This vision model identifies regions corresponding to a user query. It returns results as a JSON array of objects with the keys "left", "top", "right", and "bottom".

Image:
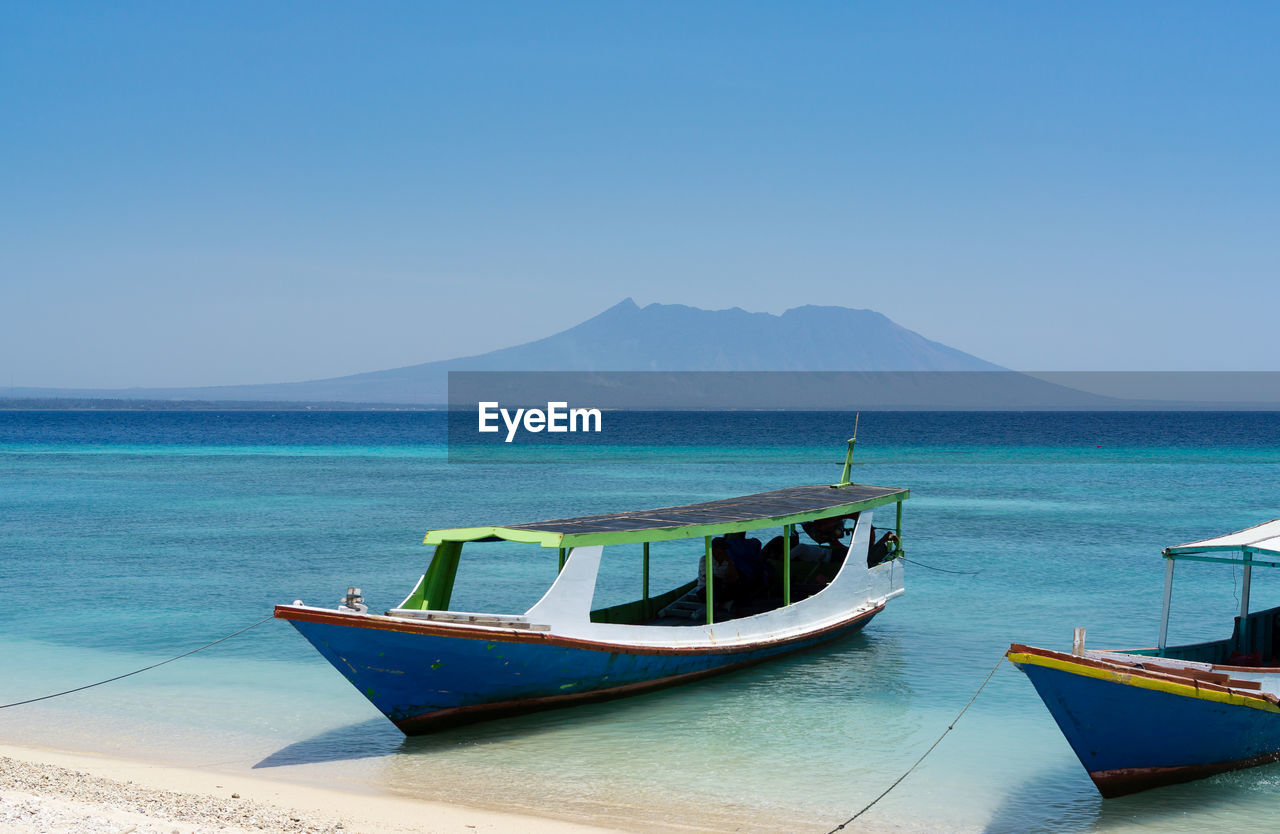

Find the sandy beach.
[{"left": 0, "top": 744, "right": 635, "bottom": 834}]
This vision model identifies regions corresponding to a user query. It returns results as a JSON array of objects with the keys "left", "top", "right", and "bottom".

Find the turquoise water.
[{"left": 3, "top": 411, "right": 1280, "bottom": 832}]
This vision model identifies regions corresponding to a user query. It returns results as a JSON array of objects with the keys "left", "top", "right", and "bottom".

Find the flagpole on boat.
[{"left": 839, "top": 412, "right": 860, "bottom": 486}]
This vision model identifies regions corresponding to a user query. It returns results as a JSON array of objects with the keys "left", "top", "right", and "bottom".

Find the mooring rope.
[
  {"left": 824, "top": 653, "right": 1006, "bottom": 833},
  {"left": 903, "top": 557, "right": 981, "bottom": 576},
  {"left": 0, "top": 615, "right": 274, "bottom": 710}
]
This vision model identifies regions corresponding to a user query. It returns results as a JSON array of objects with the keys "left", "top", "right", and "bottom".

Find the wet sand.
[{"left": 0, "top": 743, "right": 633, "bottom": 834}]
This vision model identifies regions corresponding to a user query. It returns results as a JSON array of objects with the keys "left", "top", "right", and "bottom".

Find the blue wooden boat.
[
  {"left": 276, "top": 456, "right": 909, "bottom": 734},
  {"left": 1010, "top": 519, "right": 1280, "bottom": 796}
]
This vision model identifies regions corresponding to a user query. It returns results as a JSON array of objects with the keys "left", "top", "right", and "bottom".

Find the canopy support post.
[
  {"left": 1241, "top": 550, "right": 1254, "bottom": 650},
  {"left": 896, "top": 500, "right": 903, "bottom": 556},
  {"left": 1242, "top": 551, "right": 1253, "bottom": 618},
  {"left": 783, "top": 523, "right": 792, "bottom": 606},
  {"left": 422, "top": 542, "right": 463, "bottom": 611},
  {"left": 642, "top": 541, "right": 650, "bottom": 620},
  {"left": 705, "top": 536, "right": 714, "bottom": 625},
  {"left": 1158, "top": 556, "right": 1175, "bottom": 656}
]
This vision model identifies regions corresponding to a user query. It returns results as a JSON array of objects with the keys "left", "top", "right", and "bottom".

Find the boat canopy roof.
[
  {"left": 1166, "top": 519, "right": 1280, "bottom": 561},
  {"left": 423, "top": 482, "right": 909, "bottom": 548}
]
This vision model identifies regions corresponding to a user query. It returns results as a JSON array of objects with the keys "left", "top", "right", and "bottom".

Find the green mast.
[{"left": 837, "top": 412, "right": 859, "bottom": 486}]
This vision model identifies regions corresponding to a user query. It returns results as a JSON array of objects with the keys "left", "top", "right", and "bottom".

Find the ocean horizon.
[{"left": 4, "top": 409, "right": 1280, "bottom": 832}]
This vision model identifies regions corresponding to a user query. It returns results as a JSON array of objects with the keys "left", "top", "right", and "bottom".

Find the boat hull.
[
  {"left": 278, "top": 605, "right": 880, "bottom": 733},
  {"left": 1009, "top": 645, "right": 1280, "bottom": 797}
]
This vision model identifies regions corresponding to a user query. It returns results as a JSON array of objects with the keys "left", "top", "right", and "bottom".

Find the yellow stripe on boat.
[{"left": 1006, "top": 650, "right": 1280, "bottom": 714}]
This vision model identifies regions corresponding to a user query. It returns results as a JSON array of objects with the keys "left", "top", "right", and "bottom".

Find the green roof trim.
[
  {"left": 1165, "top": 544, "right": 1280, "bottom": 558},
  {"left": 423, "top": 483, "right": 909, "bottom": 548},
  {"left": 1161, "top": 552, "right": 1280, "bottom": 569}
]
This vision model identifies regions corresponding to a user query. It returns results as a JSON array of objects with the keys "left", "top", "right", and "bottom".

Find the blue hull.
[
  {"left": 281, "top": 607, "right": 878, "bottom": 733},
  {"left": 1011, "top": 646, "right": 1280, "bottom": 796}
]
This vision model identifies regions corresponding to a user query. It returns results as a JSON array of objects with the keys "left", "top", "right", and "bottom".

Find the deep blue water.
[
  {"left": 9, "top": 408, "right": 1280, "bottom": 449},
  {"left": 3, "top": 410, "right": 1280, "bottom": 832}
]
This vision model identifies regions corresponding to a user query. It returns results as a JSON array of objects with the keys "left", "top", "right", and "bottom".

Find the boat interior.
[
  {"left": 1146, "top": 603, "right": 1280, "bottom": 668},
  {"left": 399, "top": 478, "right": 911, "bottom": 629},
  {"left": 590, "top": 520, "right": 898, "bottom": 627},
  {"left": 400, "top": 481, "right": 909, "bottom": 630},
  {"left": 390, "top": 513, "right": 902, "bottom": 630}
]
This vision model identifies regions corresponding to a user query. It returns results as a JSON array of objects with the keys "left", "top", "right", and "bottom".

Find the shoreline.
[{"left": 0, "top": 742, "right": 635, "bottom": 834}]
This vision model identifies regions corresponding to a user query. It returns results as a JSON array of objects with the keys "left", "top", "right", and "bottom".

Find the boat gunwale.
[
  {"left": 1089, "top": 648, "right": 1280, "bottom": 676},
  {"left": 1007, "top": 643, "right": 1280, "bottom": 712},
  {"left": 276, "top": 601, "right": 887, "bottom": 656}
]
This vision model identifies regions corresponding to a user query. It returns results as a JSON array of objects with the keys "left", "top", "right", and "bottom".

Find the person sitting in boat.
[
  {"left": 838, "top": 512, "right": 900, "bottom": 567},
  {"left": 761, "top": 529, "right": 794, "bottom": 560},
  {"left": 762, "top": 524, "right": 856, "bottom": 562},
  {"left": 696, "top": 536, "right": 769, "bottom": 613},
  {"left": 867, "top": 527, "right": 900, "bottom": 567},
  {"left": 788, "top": 516, "right": 848, "bottom": 569},
  {"left": 696, "top": 537, "right": 739, "bottom": 601},
  {"left": 800, "top": 513, "right": 900, "bottom": 568},
  {"left": 725, "top": 535, "right": 770, "bottom": 603}
]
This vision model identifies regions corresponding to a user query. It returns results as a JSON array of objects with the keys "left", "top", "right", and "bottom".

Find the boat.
[
  {"left": 1009, "top": 519, "right": 1280, "bottom": 797},
  {"left": 275, "top": 450, "right": 909, "bottom": 734}
]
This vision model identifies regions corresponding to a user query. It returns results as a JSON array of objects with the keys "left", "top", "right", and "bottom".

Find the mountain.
[
  {"left": 2, "top": 300, "right": 1010, "bottom": 405},
  {"left": 302, "top": 299, "right": 1007, "bottom": 403},
  {"left": 385, "top": 299, "right": 1003, "bottom": 373}
]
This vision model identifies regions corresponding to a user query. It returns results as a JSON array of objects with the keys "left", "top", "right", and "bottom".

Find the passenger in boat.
[
  {"left": 791, "top": 516, "right": 850, "bottom": 573},
  {"left": 762, "top": 518, "right": 852, "bottom": 561},
  {"left": 800, "top": 513, "right": 900, "bottom": 568},
  {"left": 696, "top": 536, "right": 771, "bottom": 614},
  {"left": 761, "top": 529, "right": 797, "bottom": 561},
  {"left": 696, "top": 537, "right": 739, "bottom": 598},
  {"left": 756, "top": 516, "right": 899, "bottom": 603},
  {"left": 756, "top": 528, "right": 813, "bottom": 601},
  {"left": 867, "top": 528, "right": 900, "bottom": 567},
  {"left": 840, "top": 512, "right": 900, "bottom": 567},
  {"left": 725, "top": 536, "right": 770, "bottom": 603}
]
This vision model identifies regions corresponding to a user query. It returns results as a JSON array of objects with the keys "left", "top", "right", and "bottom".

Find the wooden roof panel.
[{"left": 423, "top": 483, "right": 908, "bottom": 546}]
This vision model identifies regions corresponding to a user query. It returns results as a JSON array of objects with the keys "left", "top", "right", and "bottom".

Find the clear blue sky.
[{"left": 4, "top": 2, "right": 1278, "bottom": 387}]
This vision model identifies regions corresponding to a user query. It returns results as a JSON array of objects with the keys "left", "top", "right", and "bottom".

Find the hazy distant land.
[{"left": 5, "top": 300, "right": 1279, "bottom": 410}]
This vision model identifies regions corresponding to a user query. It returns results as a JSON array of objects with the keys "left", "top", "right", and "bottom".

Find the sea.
[{"left": 3, "top": 410, "right": 1280, "bottom": 833}]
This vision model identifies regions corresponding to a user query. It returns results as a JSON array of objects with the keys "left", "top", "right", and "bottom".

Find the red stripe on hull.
[
  {"left": 276, "top": 603, "right": 885, "bottom": 657},
  {"left": 1092, "top": 750, "right": 1280, "bottom": 797},
  {"left": 393, "top": 612, "right": 878, "bottom": 734}
]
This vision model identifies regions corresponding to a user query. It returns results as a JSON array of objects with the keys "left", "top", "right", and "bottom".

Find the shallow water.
[{"left": 3, "top": 410, "right": 1280, "bottom": 831}]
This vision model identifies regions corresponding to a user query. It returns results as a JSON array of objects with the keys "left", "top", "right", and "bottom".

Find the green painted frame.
[
  {"left": 408, "top": 485, "right": 909, "bottom": 618},
  {"left": 422, "top": 489, "right": 909, "bottom": 548},
  {"left": 1162, "top": 553, "right": 1280, "bottom": 569}
]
